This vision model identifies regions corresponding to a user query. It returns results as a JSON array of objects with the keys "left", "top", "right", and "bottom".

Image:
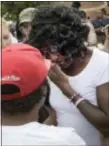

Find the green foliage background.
[{"left": 1, "top": 1, "right": 53, "bottom": 21}]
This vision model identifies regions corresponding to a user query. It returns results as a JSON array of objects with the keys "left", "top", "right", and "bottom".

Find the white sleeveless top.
[{"left": 49, "top": 48, "right": 109, "bottom": 146}]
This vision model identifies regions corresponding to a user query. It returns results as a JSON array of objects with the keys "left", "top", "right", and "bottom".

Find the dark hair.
[
  {"left": 1, "top": 79, "right": 50, "bottom": 115},
  {"left": 26, "top": 5, "right": 89, "bottom": 60},
  {"left": 79, "top": 10, "right": 87, "bottom": 19},
  {"left": 72, "top": 2, "right": 81, "bottom": 9},
  {"left": 101, "top": 8, "right": 107, "bottom": 15},
  {"left": 95, "top": 30, "right": 105, "bottom": 44},
  {"left": 16, "top": 21, "right": 23, "bottom": 42},
  {"left": 8, "top": 22, "right": 16, "bottom": 37}
]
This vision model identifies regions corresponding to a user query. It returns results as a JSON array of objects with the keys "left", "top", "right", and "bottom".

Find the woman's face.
[
  {"left": 41, "top": 44, "right": 73, "bottom": 69},
  {"left": 49, "top": 52, "right": 73, "bottom": 69},
  {"left": 1, "top": 26, "right": 12, "bottom": 49}
]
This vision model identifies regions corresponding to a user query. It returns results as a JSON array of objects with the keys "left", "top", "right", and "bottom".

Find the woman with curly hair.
[{"left": 26, "top": 6, "right": 109, "bottom": 146}]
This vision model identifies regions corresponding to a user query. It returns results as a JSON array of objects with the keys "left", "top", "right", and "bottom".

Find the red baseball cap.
[{"left": 2, "top": 44, "right": 51, "bottom": 100}]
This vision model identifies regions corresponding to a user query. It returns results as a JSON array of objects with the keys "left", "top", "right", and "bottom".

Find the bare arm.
[
  {"left": 55, "top": 82, "right": 109, "bottom": 136},
  {"left": 76, "top": 83, "right": 109, "bottom": 136},
  {"left": 49, "top": 65, "right": 109, "bottom": 136}
]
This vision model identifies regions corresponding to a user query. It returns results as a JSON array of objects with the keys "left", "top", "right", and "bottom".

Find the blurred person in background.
[
  {"left": 7, "top": 21, "right": 18, "bottom": 44},
  {"left": 27, "top": 5, "right": 109, "bottom": 146},
  {"left": 16, "top": 8, "right": 35, "bottom": 42},
  {"left": 96, "top": 24, "right": 109, "bottom": 53},
  {"left": 1, "top": 18, "right": 12, "bottom": 49},
  {"left": 103, "top": 24, "right": 109, "bottom": 52},
  {"left": 101, "top": 8, "right": 109, "bottom": 19},
  {"left": 7, "top": 21, "right": 16, "bottom": 37},
  {"left": 79, "top": 9, "right": 109, "bottom": 53},
  {"left": 96, "top": 29, "right": 106, "bottom": 50},
  {"left": 91, "top": 8, "right": 109, "bottom": 29},
  {"left": 2, "top": 43, "right": 86, "bottom": 146},
  {"left": 1, "top": 18, "right": 18, "bottom": 49},
  {"left": 72, "top": 2, "right": 81, "bottom": 10}
]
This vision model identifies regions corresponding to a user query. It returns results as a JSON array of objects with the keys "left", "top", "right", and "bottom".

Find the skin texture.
[{"left": 49, "top": 63, "right": 109, "bottom": 145}]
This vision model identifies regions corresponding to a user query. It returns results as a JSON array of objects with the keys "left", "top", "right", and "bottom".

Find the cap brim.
[
  {"left": 19, "top": 19, "right": 31, "bottom": 25},
  {"left": 44, "top": 59, "right": 51, "bottom": 71}
]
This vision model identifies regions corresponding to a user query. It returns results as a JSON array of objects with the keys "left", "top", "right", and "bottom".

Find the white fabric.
[
  {"left": 49, "top": 48, "right": 109, "bottom": 146},
  {"left": 97, "top": 43, "right": 105, "bottom": 50},
  {"left": 10, "top": 33, "right": 18, "bottom": 43},
  {"left": 2, "top": 122, "right": 86, "bottom": 146}
]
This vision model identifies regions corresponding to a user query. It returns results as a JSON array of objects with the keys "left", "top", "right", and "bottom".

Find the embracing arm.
[
  {"left": 49, "top": 64, "right": 109, "bottom": 136},
  {"left": 59, "top": 82, "right": 109, "bottom": 136},
  {"left": 76, "top": 83, "right": 109, "bottom": 136}
]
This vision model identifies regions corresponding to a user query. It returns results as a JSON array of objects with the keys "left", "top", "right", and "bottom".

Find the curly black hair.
[
  {"left": 72, "top": 2, "right": 81, "bottom": 9},
  {"left": 16, "top": 20, "right": 23, "bottom": 42},
  {"left": 26, "top": 5, "right": 89, "bottom": 59}
]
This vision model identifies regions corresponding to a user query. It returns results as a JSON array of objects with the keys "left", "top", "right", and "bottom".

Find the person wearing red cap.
[{"left": 1, "top": 44, "right": 86, "bottom": 146}]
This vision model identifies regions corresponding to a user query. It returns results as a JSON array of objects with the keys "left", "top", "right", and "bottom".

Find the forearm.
[
  {"left": 61, "top": 84, "right": 109, "bottom": 135},
  {"left": 77, "top": 100, "right": 109, "bottom": 135}
]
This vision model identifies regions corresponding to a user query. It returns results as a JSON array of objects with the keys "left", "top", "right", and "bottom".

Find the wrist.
[
  {"left": 70, "top": 93, "right": 82, "bottom": 103},
  {"left": 59, "top": 83, "right": 83, "bottom": 104},
  {"left": 70, "top": 94, "right": 86, "bottom": 107}
]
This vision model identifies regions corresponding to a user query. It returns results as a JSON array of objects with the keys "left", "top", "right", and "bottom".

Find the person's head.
[
  {"left": 27, "top": 5, "right": 89, "bottom": 69},
  {"left": 18, "top": 8, "right": 35, "bottom": 41},
  {"left": 1, "top": 44, "right": 51, "bottom": 117},
  {"left": 95, "top": 29, "right": 105, "bottom": 44},
  {"left": 101, "top": 8, "right": 107, "bottom": 16},
  {"left": 96, "top": 9, "right": 106, "bottom": 19},
  {"left": 72, "top": 2, "right": 81, "bottom": 10},
  {"left": 1, "top": 18, "right": 12, "bottom": 49},
  {"left": 79, "top": 10, "right": 87, "bottom": 23}
]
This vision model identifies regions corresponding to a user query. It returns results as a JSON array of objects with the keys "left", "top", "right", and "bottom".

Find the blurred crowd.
[
  {"left": 1, "top": 3, "right": 109, "bottom": 52},
  {"left": 1, "top": 2, "right": 109, "bottom": 146}
]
